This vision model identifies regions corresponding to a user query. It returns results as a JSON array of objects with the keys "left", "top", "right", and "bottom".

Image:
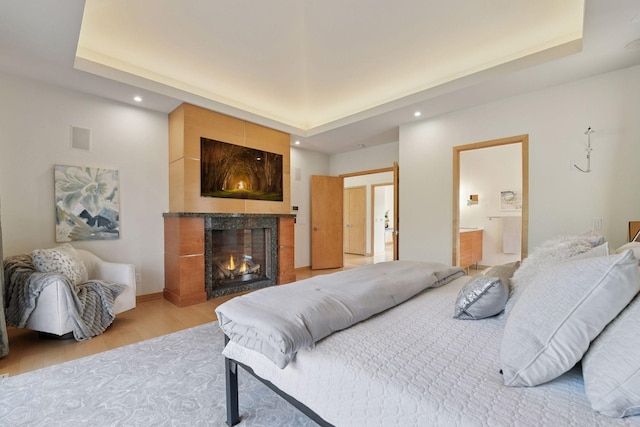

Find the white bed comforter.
[
  {"left": 223, "top": 276, "right": 640, "bottom": 427},
  {"left": 217, "top": 261, "right": 464, "bottom": 368}
]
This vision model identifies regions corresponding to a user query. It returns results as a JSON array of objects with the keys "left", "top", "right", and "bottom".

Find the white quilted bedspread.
[{"left": 224, "top": 276, "right": 640, "bottom": 427}]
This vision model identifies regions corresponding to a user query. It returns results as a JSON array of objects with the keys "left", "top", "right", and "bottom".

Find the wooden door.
[
  {"left": 311, "top": 175, "right": 344, "bottom": 269},
  {"left": 343, "top": 186, "right": 366, "bottom": 255}
]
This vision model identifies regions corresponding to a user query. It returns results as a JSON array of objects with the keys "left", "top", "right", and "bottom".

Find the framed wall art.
[
  {"left": 55, "top": 164, "right": 120, "bottom": 242},
  {"left": 200, "top": 137, "right": 283, "bottom": 201},
  {"left": 499, "top": 190, "right": 522, "bottom": 211}
]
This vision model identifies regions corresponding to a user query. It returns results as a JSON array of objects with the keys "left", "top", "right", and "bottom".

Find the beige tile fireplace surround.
[{"left": 164, "top": 103, "right": 295, "bottom": 307}]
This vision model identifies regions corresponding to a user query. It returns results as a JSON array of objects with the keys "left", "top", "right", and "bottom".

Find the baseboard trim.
[{"left": 136, "top": 292, "right": 163, "bottom": 303}]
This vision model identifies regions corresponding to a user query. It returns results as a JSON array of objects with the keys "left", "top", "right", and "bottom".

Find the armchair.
[{"left": 24, "top": 249, "right": 136, "bottom": 337}]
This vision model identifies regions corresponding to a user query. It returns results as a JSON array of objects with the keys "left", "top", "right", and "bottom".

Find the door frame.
[
  {"left": 340, "top": 165, "right": 398, "bottom": 260},
  {"left": 452, "top": 135, "right": 529, "bottom": 266},
  {"left": 371, "top": 182, "right": 394, "bottom": 257}
]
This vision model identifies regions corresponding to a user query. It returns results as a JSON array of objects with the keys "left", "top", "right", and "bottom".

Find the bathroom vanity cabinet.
[{"left": 459, "top": 229, "right": 483, "bottom": 269}]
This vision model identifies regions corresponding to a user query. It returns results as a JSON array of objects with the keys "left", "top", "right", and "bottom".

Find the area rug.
[{"left": 0, "top": 322, "right": 319, "bottom": 426}]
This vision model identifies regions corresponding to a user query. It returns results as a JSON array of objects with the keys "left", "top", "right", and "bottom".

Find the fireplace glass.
[{"left": 211, "top": 228, "right": 269, "bottom": 289}]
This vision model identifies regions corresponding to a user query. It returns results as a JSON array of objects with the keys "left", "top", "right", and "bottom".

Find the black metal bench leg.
[{"left": 225, "top": 357, "right": 241, "bottom": 426}]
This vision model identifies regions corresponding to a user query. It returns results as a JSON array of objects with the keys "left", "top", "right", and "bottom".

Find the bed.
[{"left": 218, "top": 234, "right": 640, "bottom": 426}]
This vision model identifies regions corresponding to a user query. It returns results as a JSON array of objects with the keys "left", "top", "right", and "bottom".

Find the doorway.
[
  {"left": 310, "top": 164, "right": 398, "bottom": 270},
  {"left": 372, "top": 183, "right": 394, "bottom": 260},
  {"left": 341, "top": 166, "right": 398, "bottom": 263},
  {"left": 452, "top": 135, "right": 529, "bottom": 268}
]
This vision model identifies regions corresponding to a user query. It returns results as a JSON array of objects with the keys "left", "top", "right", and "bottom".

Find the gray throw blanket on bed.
[
  {"left": 3, "top": 254, "right": 125, "bottom": 340},
  {"left": 217, "top": 260, "right": 465, "bottom": 368}
]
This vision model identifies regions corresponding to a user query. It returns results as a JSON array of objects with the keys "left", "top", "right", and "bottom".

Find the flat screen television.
[{"left": 200, "top": 137, "right": 283, "bottom": 201}]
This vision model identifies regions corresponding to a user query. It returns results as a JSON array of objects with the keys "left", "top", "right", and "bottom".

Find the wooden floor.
[{"left": 0, "top": 251, "right": 392, "bottom": 378}]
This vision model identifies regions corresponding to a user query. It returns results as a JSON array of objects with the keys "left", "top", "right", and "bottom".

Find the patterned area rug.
[{"left": 0, "top": 322, "right": 319, "bottom": 426}]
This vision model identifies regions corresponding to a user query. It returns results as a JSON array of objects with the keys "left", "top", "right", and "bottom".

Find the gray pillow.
[
  {"left": 453, "top": 276, "right": 509, "bottom": 320},
  {"left": 500, "top": 250, "right": 639, "bottom": 387},
  {"left": 481, "top": 261, "right": 520, "bottom": 285},
  {"left": 583, "top": 287, "right": 640, "bottom": 418}
]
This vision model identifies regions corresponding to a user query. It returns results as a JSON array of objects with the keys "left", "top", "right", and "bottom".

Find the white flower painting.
[{"left": 55, "top": 165, "right": 120, "bottom": 242}]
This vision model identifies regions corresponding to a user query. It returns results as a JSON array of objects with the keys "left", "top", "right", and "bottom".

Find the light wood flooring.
[{"left": 0, "top": 251, "right": 392, "bottom": 378}]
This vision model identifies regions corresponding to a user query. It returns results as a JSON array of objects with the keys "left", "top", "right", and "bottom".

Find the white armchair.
[{"left": 26, "top": 249, "right": 136, "bottom": 337}]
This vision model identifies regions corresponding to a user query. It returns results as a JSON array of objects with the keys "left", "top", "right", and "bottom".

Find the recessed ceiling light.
[
  {"left": 625, "top": 38, "right": 640, "bottom": 50},
  {"left": 133, "top": 96, "right": 142, "bottom": 102},
  {"left": 294, "top": 140, "right": 300, "bottom": 145},
  {"left": 414, "top": 111, "right": 421, "bottom": 117}
]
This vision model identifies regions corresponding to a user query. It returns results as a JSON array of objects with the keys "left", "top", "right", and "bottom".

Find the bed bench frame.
[{"left": 224, "top": 337, "right": 334, "bottom": 427}]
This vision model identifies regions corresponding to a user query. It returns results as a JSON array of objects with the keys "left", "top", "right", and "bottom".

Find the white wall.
[
  {"left": 290, "top": 142, "right": 399, "bottom": 268},
  {"left": 0, "top": 72, "right": 168, "bottom": 295},
  {"left": 330, "top": 141, "right": 399, "bottom": 175},
  {"left": 460, "top": 144, "right": 521, "bottom": 265},
  {"left": 399, "top": 65, "right": 640, "bottom": 264},
  {"left": 12, "top": 65, "right": 636, "bottom": 284},
  {"left": 0, "top": 69, "right": 394, "bottom": 283},
  {"left": 290, "top": 147, "right": 330, "bottom": 267}
]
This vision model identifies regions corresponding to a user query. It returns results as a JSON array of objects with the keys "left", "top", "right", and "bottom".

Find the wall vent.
[{"left": 70, "top": 126, "right": 91, "bottom": 151}]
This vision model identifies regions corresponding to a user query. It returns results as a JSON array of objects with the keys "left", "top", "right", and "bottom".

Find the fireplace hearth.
[{"left": 163, "top": 212, "right": 295, "bottom": 306}]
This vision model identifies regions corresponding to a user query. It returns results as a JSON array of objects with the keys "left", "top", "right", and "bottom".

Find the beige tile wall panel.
[
  {"left": 183, "top": 103, "right": 245, "bottom": 158},
  {"left": 278, "top": 217, "right": 296, "bottom": 284},
  {"left": 168, "top": 105, "right": 185, "bottom": 163},
  {"left": 163, "top": 253, "right": 206, "bottom": 307},
  {"left": 163, "top": 216, "right": 204, "bottom": 256},
  {"left": 168, "top": 103, "right": 291, "bottom": 214},
  {"left": 168, "top": 159, "right": 186, "bottom": 212}
]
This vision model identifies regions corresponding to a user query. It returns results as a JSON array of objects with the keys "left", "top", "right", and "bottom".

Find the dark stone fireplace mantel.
[
  {"left": 163, "top": 212, "right": 295, "bottom": 220},
  {"left": 163, "top": 212, "right": 296, "bottom": 307}
]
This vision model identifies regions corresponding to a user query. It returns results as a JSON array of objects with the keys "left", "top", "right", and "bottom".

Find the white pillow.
[
  {"left": 500, "top": 250, "right": 639, "bottom": 387},
  {"left": 583, "top": 280, "right": 640, "bottom": 417},
  {"left": 616, "top": 242, "right": 640, "bottom": 265},
  {"left": 505, "top": 237, "right": 606, "bottom": 315},
  {"left": 31, "top": 243, "right": 88, "bottom": 285}
]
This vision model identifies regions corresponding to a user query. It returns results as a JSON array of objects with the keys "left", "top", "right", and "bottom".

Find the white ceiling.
[{"left": 1, "top": 1, "right": 640, "bottom": 154}]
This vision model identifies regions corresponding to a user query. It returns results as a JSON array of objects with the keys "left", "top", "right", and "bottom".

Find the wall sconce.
[{"left": 467, "top": 194, "right": 479, "bottom": 206}]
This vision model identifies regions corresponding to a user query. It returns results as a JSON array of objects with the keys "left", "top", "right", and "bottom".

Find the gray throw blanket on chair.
[{"left": 3, "top": 254, "right": 125, "bottom": 340}]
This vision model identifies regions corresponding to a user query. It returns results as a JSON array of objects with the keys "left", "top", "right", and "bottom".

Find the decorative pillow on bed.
[
  {"left": 500, "top": 250, "right": 639, "bottom": 387},
  {"left": 481, "top": 261, "right": 520, "bottom": 282},
  {"left": 453, "top": 276, "right": 509, "bottom": 320},
  {"left": 504, "top": 235, "right": 606, "bottom": 315},
  {"left": 583, "top": 285, "right": 640, "bottom": 418},
  {"left": 32, "top": 243, "right": 88, "bottom": 285},
  {"left": 616, "top": 242, "right": 640, "bottom": 265}
]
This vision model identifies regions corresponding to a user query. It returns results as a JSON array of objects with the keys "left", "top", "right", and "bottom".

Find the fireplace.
[
  {"left": 211, "top": 230, "right": 264, "bottom": 285},
  {"left": 204, "top": 215, "right": 278, "bottom": 298},
  {"left": 163, "top": 213, "right": 295, "bottom": 307}
]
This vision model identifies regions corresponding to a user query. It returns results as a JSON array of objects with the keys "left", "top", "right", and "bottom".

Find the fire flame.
[
  {"left": 228, "top": 255, "right": 235, "bottom": 270},
  {"left": 239, "top": 262, "right": 248, "bottom": 274}
]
